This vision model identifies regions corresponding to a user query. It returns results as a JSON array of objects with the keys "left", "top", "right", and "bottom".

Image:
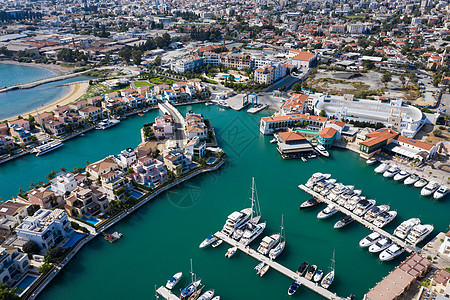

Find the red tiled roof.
[{"left": 319, "top": 127, "right": 337, "bottom": 139}]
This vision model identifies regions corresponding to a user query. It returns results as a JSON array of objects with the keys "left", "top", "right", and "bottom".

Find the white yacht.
[
  {"left": 166, "top": 272, "right": 183, "bottom": 289},
  {"left": 379, "top": 244, "right": 404, "bottom": 261},
  {"left": 321, "top": 183, "right": 335, "bottom": 197},
  {"left": 353, "top": 199, "right": 376, "bottom": 216},
  {"left": 373, "top": 211, "right": 397, "bottom": 228},
  {"left": 369, "top": 237, "right": 393, "bottom": 253},
  {"left": 328, "top": 184, "right": 347, "bottom": 201},
  {"left": 363, "top": 205, "right": 389, "bottom": 223},
  {"left": 404, "top": 174, "right": 420, "bottom": 185},
  {"left": 405, "top": 224, "right": 434, "bottom": 244},
  {"left": 393, "top": 170, "right": 410, "bottom": 181},
  {"left": 421, "top": 181, "right": 440, "bottom": 196},
  {"left": 434, "top": 186, "right": 449, "bottom": 200},
  {"left": 198, "top": 290, "right": 215, "bottom": 300},
  {"left": 321, "top": 251, "right": 335, "bottom": 289},
  {"left": 359, "top": 232, "right": 381, "bottom": 247},
  {"left": 240, "top": 222, "right": 266, "bottom": 246},
  {"left": 221, "top": 208, "right": 252, "bottom": 236},
  {"left": 344, "top": 195, "right": 364, "bottom": 211},
  {"left": 414, "top": 178, "right": 428, "bottom": 188},
  {"left": 383, "top": 166, "right": 399, "bottom": 178},
  {"left": 374, "top": 163, "right": 390, "bottom": 174},
  {"left": 269, "top": 241, "right": 285, "bottom": 260},
  {"left": 313, "top": 269, "right": 324, "bottom": 282},
  {"left": 199, "top": 235, "right": 217, "bottom": 248},
  {"left": 317, "top": 204, "right": 338, "bottom": 219},
  {"left": 366, "top": 157, "right": 377, "bottom": 165},
  {"left": 96, "top": 118, "right": 120, "bottom": 130},
  {"left": 315, "top": 145, "right": 330, "bottom": 157},
  {"left": 34, "top": 140, "right": 64, "bottom": 156},
  {"left": 305, "top": 173, "right": 331, "bottom": 188},
  {"left": 257, "top": 233, "right": 280, "bottom": 255},
  {"left": 225, "top": 246, "right": 237, "bottom": 258},
  {"left": 394, "top": 218, "right": 421, "bottom": 239},
  {"left": 336, "top": 188, "right": 360, "bottom": 206}
]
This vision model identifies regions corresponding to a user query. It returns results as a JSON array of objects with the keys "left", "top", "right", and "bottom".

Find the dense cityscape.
[{"left": 0, "top": 0, "right": 449, "bottom": 299}]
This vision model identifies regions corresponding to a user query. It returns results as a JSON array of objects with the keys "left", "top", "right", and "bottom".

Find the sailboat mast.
[
  {"left": 250, "top": 177, "right": 255, "bottom": 219},
  {"left": 190, "top": 258, "right": 194, "bottom": 283}
]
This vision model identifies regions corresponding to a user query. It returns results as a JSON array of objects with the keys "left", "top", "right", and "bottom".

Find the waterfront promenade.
[{"left": 298, "top": 184, "right": 419, "bottom": 253}]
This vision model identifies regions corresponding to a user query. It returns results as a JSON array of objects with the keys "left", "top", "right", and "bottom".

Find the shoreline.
[
  {"left": 0, "top": 60, "right": 72, "bottom": 76},
  {"left": 1, "top": 81, "right": 90, "bottom": 122}
]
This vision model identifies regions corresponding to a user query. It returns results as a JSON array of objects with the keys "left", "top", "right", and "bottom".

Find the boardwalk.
[
  {"left": 297, "top": 184, "right": 418, "bottom": 253},
  {"left": 156, "top": 286, "right": 181, "bottom": 300},
  {"left": 214, "top": 231, "right": 347, "bottom": 300}
]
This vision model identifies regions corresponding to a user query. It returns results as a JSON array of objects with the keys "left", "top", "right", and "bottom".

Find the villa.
[
  {"left": 64, "top": 185, "right": 107, "bottom": 217},
  {"left": 100, "top": 171, "right": 127, "bottom": 201},
  {"left": 50, "top": 172, "right": 78, "bottom": 197},
  {"left": 185, "top": 112, "right": 208, "bottom": 140},
  {"left": 26, "top": 187, "right": 61, "bottom": 209},
  {"left": 0, "top": 246, "right": 29, "bottom": 286},
  {"left": 130, "top": 156, "right": 167, "bottom": 187},
  {"left": 152, "top": 115, "right": 174, "bottom": 140},
  {"left": 86, "top": 158, "right": 119, "bottom": 179},
  {"left": 0, "top": 201, "right": 28, "bottom": 230},
  {"left": 164, "top": 149, "right": 188, "bottom": 176}
]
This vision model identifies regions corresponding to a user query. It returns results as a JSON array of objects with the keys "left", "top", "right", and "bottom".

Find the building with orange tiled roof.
[
  {"left": 260, "top": 114, "right": 327, "bottom": 135},
  {"left": 276, "top": 131, "right": 314, "bottom": 159}
]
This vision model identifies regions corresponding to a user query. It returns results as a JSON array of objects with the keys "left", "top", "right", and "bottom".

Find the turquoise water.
[
  {"left": 0, "top": 105, "right": 448, "bottom": 299},
  {"left": 0, "top": 63, "right": 55, "bottom": 88},
  {"left": 0, "top": 76, "right": 91, "bottom": 120}
]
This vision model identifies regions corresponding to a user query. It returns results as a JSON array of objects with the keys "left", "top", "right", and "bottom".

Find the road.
[{"left": 158, "top": 101, "right": 187, "bottom": 147}]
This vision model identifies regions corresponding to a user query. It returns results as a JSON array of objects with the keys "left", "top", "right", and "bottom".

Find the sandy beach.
[{"left": 1, "top": 81, "right": 90, "bottom": 122}]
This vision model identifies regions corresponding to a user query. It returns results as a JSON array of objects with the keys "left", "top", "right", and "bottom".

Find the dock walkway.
[
  {"left": 156, "top": 286, "right": 181, "bottom": 300},
  {"left": 214, "top": 231, "right": 346, "bottom": 300},
  {"left": 297, "top": 184, "right": 418, "bottom": 253}
]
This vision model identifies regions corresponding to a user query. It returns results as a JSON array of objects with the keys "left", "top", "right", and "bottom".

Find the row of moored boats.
[{"left": 165, "top": 268, "right": 220, "bottom": 300}]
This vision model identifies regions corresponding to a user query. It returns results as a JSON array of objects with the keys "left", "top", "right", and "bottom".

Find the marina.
[{"left": 298, "top": 184, "right": 419, "bottom": 253}]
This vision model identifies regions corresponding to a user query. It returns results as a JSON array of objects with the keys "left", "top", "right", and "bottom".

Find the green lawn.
[
  {"left": 149, "top": 77, "right": 177, "bottom": 85},
  {"left": 134, "top": 80, "right": 151, "bottom": 87}
]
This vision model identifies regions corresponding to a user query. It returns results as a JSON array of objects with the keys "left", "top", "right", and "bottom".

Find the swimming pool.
[
  {"left": 220, "top": 74, "right": 240, "bottom": 81},
  {"left": 81, "top": 215, "right": 100, "bottom": 226},
  {"left": 206, "top": 157, "right": 217, "bottom": 165},
  {"left": 295, "top": 129, "right": 319, "bottom": 135},
  {"left": 14, "top": 274, "right": 39, "bottom": 295},
  {"left": 63, "top": 232, "right": 87, "bottom": 248},
  {"left": 129, "top": 189, "right": 144, "bottom": 199}
]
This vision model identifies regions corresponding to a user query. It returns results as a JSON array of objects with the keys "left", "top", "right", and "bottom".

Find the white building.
[
  {"left": 115, "top": 148, "right": 137, "bottom": 170},
  {"left": 0, "top": 246, "right": 29, "bottom": 285},
  {"left": 203, "top": 52, "right": 221, "bottom": 66},
  {"left": 16, "top": 209, "right": 73, "bottom": 250},
  {"left": 152, "top": 115, "right": 174, "bottom": 140},
  {"left": 50, "top": 172, "right": 78, "bottom": 196},
  {"left": 184, "top": 136, "right": 206, "bottom": 160}
]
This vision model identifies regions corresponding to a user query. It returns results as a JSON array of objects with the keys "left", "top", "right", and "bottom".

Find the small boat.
[
  {"left": 189, "top": 288, "right": 203, "bottom": 300},
  {"left": 297, "top": 261, "right": 309, "bottom": 276},
  {"left": 405, "top": 224, "right": 434, "bottom": 244},
  {"left": 383, "top": 166, "right": 399, "bottom": 178},
  {"left": 225, "top": 246, "right": 237, "bottom": 258},
  {"left": 270, "top": 138, "right": 277, "bottom": 143},
  {"left": 181, "top": 279, "right": 202, "bottom": 299},
  {"left": 315, "top": 145, "right": 330, "bottom": 157},
  {"left": 414, "top": 178, "right": 428, "bottom": 188},
  {"left": 269, "top": 241, "right": 285, "bottom": 260},
  {"left": 334, "top": 215, "right": 354, "bottom": 229},
  {"left": 102, "top": 231, "right": 122, "bottom": 243},
  {"left": 321, "top": 270, "right": 334, "bottom": 289},
  {"left": 393, "top": 170, "right": 410, "bottom": 181},
  {"left": 301, "top": 157, "right": 307, "bottom": 162},
  {"left": 374, "top": 163, "right": 390, "bottom": 174},
  {"left": 373, "top": 211, "right": 397, "bottom": 228},
  {"left": 199, "top": 235, "right": 217, "bottom": 248},
  {"left": 288, "top": 281, "right": 301, "bottom": 296},
  {"left": 317, "top": 204, "right": 338, "bottom": 219},
  {"left": 421, "top": 181, "right": 440, "bottom": 196},
  {"left": 305, "top": 264, "right": 317, "bottom": 280},
  {"left": 138, "top": 113, "right": 145, "bottom": 116},
  {"left": 313, "top": 269, "right": 324, "bottom": 282},
  {"left": 255, "top": 262, "right": 265, "bottom": 272},
  {"left": 394, "top": 218, "right": 421, "bottom": 239},
  {"left": 353, "top": 199, "right": 376, "bottom": 216},
  {"left": 211, "top": 240, "right": 223, "bottom": 248},
  {"left": 142, "top": 108, "right": 150, "bottom": 113},
  {"left": 258, "top": 264, "right": 270, "bottom": 277},
  {"left": 300, "top": 198, "right": 322, "bottom": 210},
  {"left": 166, "top": 272, "right": 183, "bottom": 289},
  {"left": 379, "top": 244, "right": 404, "bottom": 261},
  {"left": 434, "top": 186, "right": 449, "bottom": 200},
  {"left": 359, "top": 232, "right": 381, "bottom": 247},
  {"left": 211, "top": 297, "right": 220, "bottom": 300},
  {"left": 369, "top": 237, "right": 392, "bottom": 253},
  {"left": 205, "top": 102, "right": 214, "bottom": 106},
  {"left": 198, "top": 289, "right": 214, "bottom": 300},
  {"left": 366, "top": 157, "right": 377, "bottom": 165},
  {"left": 404, "top": 174, "right": 420, "bottom": 185}
]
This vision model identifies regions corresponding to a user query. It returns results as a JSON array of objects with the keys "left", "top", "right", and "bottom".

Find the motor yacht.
[
  {"left": 300, "top": 198, "right": 322, "bottom": 210},
  {"left": 321, "top": 270, "right": 334, "bottom": 289},
  {"left": 366, "top": 157, "right": 378, "bottom": 165},
  {"left": 297, "top": 262, "right": 309, "bottom": 276},
  {"left": 434, "top": 186, "right": 449, "bottom": 200},
  {"left": 315, "top": 145, "right": 330, "bottom": 157},
  {"left": 166, "top": 272, "right": 182, "bottom": 289},
  {"left": 240, "top": 222, "right": 266, "bottom": 246},
  {"left": 257, "top": 234, "right": 280, "bottom": 255},
  {"left": 344, "top": 195, "right": 364, "bottom": 211},
  {"left": 353, "top": 199, "right": 376, "bottom": 216},
  {"left": 383, "top": 166, "right": 399, "bottom": 178},
  {"left": 334, "top": 216, "right": 354, "bottom": 229},
  {"left": 421, "top": 181, "right": 440, "bottom": 196},
  {"left": 328, "top": 184, "right": 347, "bottom": 201},
  {"left": 394, "top": 218, "right": 421, "bottom": 239},
  {"left": 359, "top": 232, "right": 381, "bottom": 247},
  {"left": 34, "top": 140, "right": 64, "bottom": 156},
  {"left": 336, "top": 188, "right": 360, "bottom": 206},
  {"left": 414, "top": 178, "right": 428, "bottom": 188},
  {"left": 313, "top": 269, "right": 324, "bottom": 282},
  {"left": 258, "top": 265, "right": 270, "bottom": 277},
  {"left": 405, "top": 224, "right": 434, "bottom": 244},
  {"left": 180, "top": 280, "right": 202, "bottom": 299},
  {"left": 305, "top": 173, "right": 331, "bottom": 188},
  {"left": 404, "top": 174, "right": 420, "bottom": 185},
  {"left": 288, "top": 282, "right": 301, "bottom": 296},
  {"left": 369, "top": 237, "right": 393, "bottom": 253},
  {"left": 269, "top": 241, "right": 285, "bottom": 260},
  {"left": 374, "top": 163, "right": 390, "bottom": 174},
  {"left": 305, "top": 265, "right": 317, "bottom": 281},
  {"left": 364, "top": 205, "right": 390, "bottom": 223},
  {"left": 221, "top": 208, "right": 252, "bottom": 236},
  {"left": 393, "top": 170, "right": 410, "bottom": 181},
  {"left": 379, "top": 244, "right": 404, "bottom": 261},
  {"left": 96, "top": 118, "right": 120, "bottom": 130},
  {"left": 317, "top": 204, "right": 338, "bottom": 219},
  {"left": 225, "top": 246, "right": 237, "bottom": 258},
  {"left": 373, "top": 211, "right": 397, "bottom": 228},
  {"left": 198, "top": 290, "right": 215, "bottom": 300},
  {"left": 199, "top": 235, "right": 217, "bottom": 248}
]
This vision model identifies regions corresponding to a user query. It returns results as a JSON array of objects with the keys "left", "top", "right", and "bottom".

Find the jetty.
[
  {"left": 298, "top": 184, "right": 418, "bottom": 253},
  {"left": 214, "top": 231, "right": 348, "bottom": 300},
  {"left": 156, "top": 286, "right": 181, "bottom": 300}
]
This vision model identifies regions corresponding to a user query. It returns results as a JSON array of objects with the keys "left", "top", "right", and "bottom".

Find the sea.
[{"left": 0, "top": 103, "right": 447, "bottom": 299}]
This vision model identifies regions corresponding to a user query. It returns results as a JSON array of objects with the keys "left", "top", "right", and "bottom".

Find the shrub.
[
  {"left": 38, "top": 263, "right": 52, "bottom": 275},
  {"left": 70, "top": 221, "right": 80, "bottom": 230},
  {"left": 22, "top": 241, "right": 41, "bottom": 254}
]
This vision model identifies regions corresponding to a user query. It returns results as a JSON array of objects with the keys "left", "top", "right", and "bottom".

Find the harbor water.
[
  {"left": 0, "top": 63, "right": 56, "bottom": 88},
  {"left": 0, "top": 105, "right": 448, "bottom": 299}
]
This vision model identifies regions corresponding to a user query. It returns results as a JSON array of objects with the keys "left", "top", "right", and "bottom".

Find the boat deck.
[
  {"left": 156, "top": 286, "right": 181, "bottom": 300},
  {"left": 297, "top": 184, "right": 418, "bottom": 253},
  {"left": 214, "top": 231, "right": 347, "bottom": 300}
]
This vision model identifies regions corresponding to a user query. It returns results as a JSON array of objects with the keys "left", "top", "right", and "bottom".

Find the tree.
[
  {"left": 433, "top": 73, "right": 442, "bottom": 87},
  {"left": 319, "top": 110, "right": 326, "bottom": 117},
  {"left": 399, "top": 75, "right": 406, "bottom": 88},
  {"left": 132, "top": 50, "right": 142, "bottom": 65},
  {"left": 292, "top": 82, "right": 302, "bottom": 92},
  {"left": 118, "top": 47, "right": 132, "bottom": 64},
  {"left": 38, "top": 263, "right": 52, "bottom": 275},
  {"left": 23, "top": 240, "right": 40, "bottom": 254},
  {"left": 0, "top": 284, "right": 20, "bottom": 300},
  {"left": 381, "top": 73, "right": 392, "bottom": 87},
  {"left": 154, "top": 56, "right": 162, "bottom": 66},
  {"left": 433, "top": 129, "right": 442, "bottom": 137}
]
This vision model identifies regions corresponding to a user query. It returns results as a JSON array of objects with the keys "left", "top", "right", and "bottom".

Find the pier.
[
  {"left": 214, "top": 231, "right": 347, "bottom": 300},
  {"left": 297, "top": 184, "right": 419, "bottom": 253},
  {"left": 156, "top": 286, "right": 181, "bottom": 300}
]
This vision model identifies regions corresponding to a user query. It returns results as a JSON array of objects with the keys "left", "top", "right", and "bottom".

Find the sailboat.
[
  {"left": 180, "top": 259, "right": 202, "bottom": 299},
  {"left": 33, "top": 109, "right": 63, "bottom": 156},
  {"left": 269, "top": 215, "right": 285, "bottom": 260},
  {"left": 240, "top": 178, "right": 265, "bottom": 246},
  {"left": 321, "top": 251, "right": 335, "bottom": 289}
]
